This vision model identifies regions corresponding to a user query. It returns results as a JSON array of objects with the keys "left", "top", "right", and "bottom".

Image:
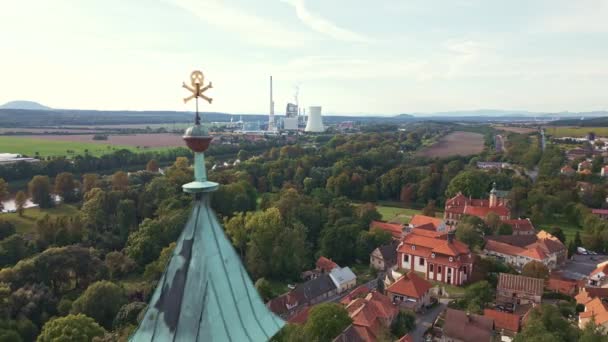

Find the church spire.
[{"left": 130, "top": 70, "right": 284, "bottom": 341}]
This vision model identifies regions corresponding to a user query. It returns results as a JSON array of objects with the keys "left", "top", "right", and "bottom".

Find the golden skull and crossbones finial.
[{"left": 182, "top": 70, "right": 213, "bottom": 104}]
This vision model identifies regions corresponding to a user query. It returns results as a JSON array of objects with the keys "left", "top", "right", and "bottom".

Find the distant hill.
[
  {"left": 548, "top": 116, "right": 608, "bottom": 127},
  {"left": 0, "top": 100, "right": 52, "bottom": 110}
]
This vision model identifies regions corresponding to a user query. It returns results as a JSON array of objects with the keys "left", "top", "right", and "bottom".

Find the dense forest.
[{"left": 1, "top": 123, "right": 608, "bottom": 340}]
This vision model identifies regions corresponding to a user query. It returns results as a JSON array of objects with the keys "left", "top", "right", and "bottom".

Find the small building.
[
  {"left": 329, "top": 267, "right": 357, "bottom": 294},
  {"left": 496, "top": 273, "right": 543, "bottom": 305},
  {"left": 397, "top": 229, "right": 474, "bottom": 286},
  {"left": 591, "top": 209, "right": 608, "bottom": 221},
  {"left": 579, "top": 169, "right": 593, "bottom": 176},
  {"left": 369, "top": 220, "right": 405, "bottom": 240},
  {"left": 444, "top": 184, "right": 510, "bottom": 228},
  {"left": 334, "top": 291, "right": 399, "bottom": 342},
  {"left": 477, "top": 161, "right": 510, "bottom": 170},
  {"left": 560, "top": 165, "right": 575, "bottom": 176},
  {"left": 579, "top": 297, "right": 608, "bottom": 330},
  {"left": 386, "top": 271, "right": 432, "bottom": 311},
  {"left": 502, "top": 218, "right": 535, "bottom": 236},
  {"left": 442, "top": 308, "right": 495, "bottom": 342},
  {"left": 547, "top": 273, "right": 579, "bottom": 296},
  {"left": 370, "top": 241, "right": 398, "bottom": 271},
  {"left": 575, "top": 287, "right": 608, "bottom": 306},
  {"left": 302, "top": 256, "right": 339, "bottom": 280},
  {"left": 267, "top": 273, "right": 338, "bottom": 319},
  {"left": 602, "top": 166, "right": 608, "bottom": 177},
  {"left": 588, "top": 262, "right": 608, "bottom": 287},
  {"left": 483, "top": 231, "right": 567, "bottom": 270},
  {"left": 483, "top": 309, "right": 520, "bottom": 338},
  {"left": 409, "top": 214, "right": 447, "bottom": 232},
  {"left": 578, "top": 160, "right": 593, "bottom": 172}
]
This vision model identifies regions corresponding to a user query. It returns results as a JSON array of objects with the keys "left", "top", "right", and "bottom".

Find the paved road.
[{"left": 410, "top": 300, "right": 447, "bottom": 342}]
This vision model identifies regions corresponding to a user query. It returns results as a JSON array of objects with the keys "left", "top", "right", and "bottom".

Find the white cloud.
[
  {"left": 167, "top": 0, "right": 313, "bottom": 48},
  {"left": 538, "top": 1, "right": 608, "bottom": 33},
  {"left": 279, "top": 0, "right": 372, "bottom": 43}
]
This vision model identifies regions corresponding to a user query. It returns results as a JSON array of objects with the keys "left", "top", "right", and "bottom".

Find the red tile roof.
[
  {"left": 386, "top": 271, "right": 432, "bottom": 299},
  {"left": 576, "top": 287, "right": 608, "bottom": 305},
  {"left": 410, "top": 215, "right": 444, "bottom": 230},
  {"left": 579, "top": 297, "right": 608, "bottom": 325},
  {"left": 398, "top": 229, "right": 470, "bottom": 258},
  {"left": 483, "top": 309, "right": 520, "bottom": 332},
  {"left": 591, "top": 263, "right": 608, "bottom": 276},
  {"left": 340, "top": 285, "right": 372, "bottom": 305},
  {"left": 288, "top": 306, "right": 310, "bottom": 324},
  {"left": 370, "top": 220, "right": 404, "bottom": 239},
  {"left": 316, "top": 256, "right": 339, "bottom": 272},
  {"left": 547, "top": 274, "right": 578, "bottom": 295},
  {"left": 342, "top": 291, "right": 398, "bottom": 341},
  {"left": 484, "top": 230, "right": 565, "bottom": 261},
  {"left": 463, "top": 205, "right": 510, "bottom": 218},
  {"left": 502, "top": 219, "right": 535, "bottom": 233}
]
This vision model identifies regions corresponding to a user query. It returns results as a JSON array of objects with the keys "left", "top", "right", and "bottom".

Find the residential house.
[
  {"left": 334, "top": 291, "right": 399, "bottom": 342},
  {"left": 301, "top": 256, "right": 339, "bottom": 280},
  {"left": 397, "top": 229, "right": 474, "bottom": 286},
  {"left": 370, "top": 241, "right": 398, "bottom": 271},
  {"left": 287, "top": 306, "right": 311, "bottom": 324},
  {"left": 329, "top": 267, "right": 357, "bottom": 294},
  {"left": 340, "top": 285, "right": 371, "bottom": 305},
  {"left": 496, "top": 273, "right": 543, "bottom": 305},
  {"left": 580, "top": 169, "right": 593, "bottom": 176},
  {"left": 591, "top": 209, "right": 608, "bottom": 221},
  {"left": 602, "top": 166, "right": 608, "bottom": 177},
  {"left": 409, "top": 214, "right": 447, "bottom": 232},
  {"left": 483, "top": 231, "right": 567, "bottom": 270},
  {"left": 547, "top": 272, "right": 579, "bottom": 296},
  {"left": 560, "top": 165, "right": 575, "bottom": 176},
  {"left": 483, "top": 309, "right": 520, "bottom": 340},
  {"left": 565, "top": 147, "right": 588, "bottom": 161},
  {"left": 369, "top": 220, "right": 405, "bottom": 240},
  {"left": 444, "top": 184, "right": 510, "bottom": 228},
  {"left": 267, "top": 273, "right": 338, "bottom": 319},
  {"left": 442, "top": 308, "right": 495, "bottom": 342},
  {"left": 578, "top": 160, "right": 592, "bottom": 172},
  {"left": 588, "top": 262, "right": 608, "bottom": 287},
  {"left": 576, "top": 287, "right": 608, "bottom": 306},
  {"left": 502, "top": 218, "right": 535, "bottom": 236},
  {"left": 386, "top": 271, "right": 432, "bottom": 311},
  {"left": 579, "top": 297, "right": 608, "bottom": 330}
]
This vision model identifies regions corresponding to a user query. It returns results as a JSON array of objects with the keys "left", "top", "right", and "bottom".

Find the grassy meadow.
[
  {"left": 545, "top": 126, "right": 608, "bottom": 138},
  {"left": 2, "top": 204, "right": 80, "bottom": 234},
  {"left": 0, "top": 136, "right": 165, "bottom": 157}
]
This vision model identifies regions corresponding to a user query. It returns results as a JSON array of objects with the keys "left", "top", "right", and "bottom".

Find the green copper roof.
[{"left": 131, "top": 142, "right": 284, "bottom": 341}]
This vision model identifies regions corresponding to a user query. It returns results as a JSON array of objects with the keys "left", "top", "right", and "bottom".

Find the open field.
[
  {"left": 0, "top": 136, "right": 170, "bottom": 157},
  {"left": 417, "top": 131, "right": 484, "bottom": 158},
  {"left": 2, "top": 204, "right": 79, "bottom": 234},
  {"left": 375, "top": 204, "right": 442, "bottom": 224},
  {"left": 24, "top": 133, "right": 184, "bottom": 148},
  {"left": 492, "top": 125, "right": 537, "bottom": 134},
  {"left": 545, "top": 126, "right": 608, "bottom": 138}
]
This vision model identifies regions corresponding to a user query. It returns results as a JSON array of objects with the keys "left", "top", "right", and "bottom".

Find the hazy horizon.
[{"left": 2, "top": 0, "right": 607, "bottom": 114}]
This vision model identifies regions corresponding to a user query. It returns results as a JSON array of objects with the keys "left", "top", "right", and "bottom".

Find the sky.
[{"left": 1, "top": 0, "right": 608, "bottom": 115}]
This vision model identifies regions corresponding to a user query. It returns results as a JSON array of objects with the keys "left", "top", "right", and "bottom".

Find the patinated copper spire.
[{"left": 130, "top": 70, "right": 284, "bottom": 341}]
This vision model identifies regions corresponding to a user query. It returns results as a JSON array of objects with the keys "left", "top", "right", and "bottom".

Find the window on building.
[
  {"left": 430, "top": 264, "right": 434, "bottom": 272},
  {"left": 404, "top": 255, "right": 409, "bottom": 263},
  {"left": 447, "top": 268, "right": 452, "bottom": 274},
  {"left": 463, "top": 266, "right": 467, "bottom": 273},
  {"left": 438, "top": 266, "right": 442, "bottom": 273},
  {"left": 419, "top": 258, "right": 425, "bottom": 266}
]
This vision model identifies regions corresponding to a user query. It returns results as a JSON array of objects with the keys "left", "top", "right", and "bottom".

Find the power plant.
[
  {"left": 305, "top": 106, "right": 325, "bottom": 132},
  {"left": 268, "top": 76, "right": 277, "bottom": 133}
]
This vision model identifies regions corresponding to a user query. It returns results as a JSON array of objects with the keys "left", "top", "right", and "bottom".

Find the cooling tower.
[{"left": 305, "top": 106, "right": 324, "bottom": 132}]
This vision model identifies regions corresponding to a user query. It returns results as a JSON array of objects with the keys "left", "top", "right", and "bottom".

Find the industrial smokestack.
[{"left": 268, "top": 76, "right": 275, "bottom": 131}]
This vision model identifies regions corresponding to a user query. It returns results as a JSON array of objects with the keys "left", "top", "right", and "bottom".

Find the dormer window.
[
  {"left": 431, "top": 253, "right": 436, "bottom": 259},
  {"left": 449, "top": 257, "right": 454, "bottom": 262},
  {"left": 411, "top": 245, "right": 416, "bottom": 250}
]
